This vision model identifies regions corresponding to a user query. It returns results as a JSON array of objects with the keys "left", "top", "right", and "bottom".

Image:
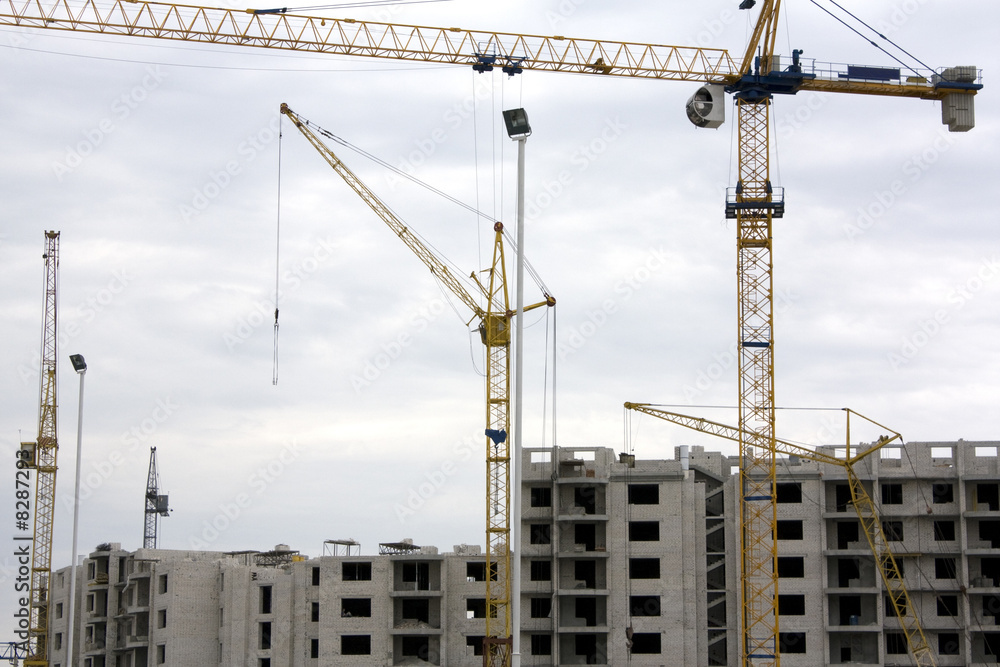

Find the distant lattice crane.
[
  {"left": 143, "top": 447, "right": 170, "bottom": 549},
  {"left": 19, "top": 231, "right": 60, "bottom": 667}
]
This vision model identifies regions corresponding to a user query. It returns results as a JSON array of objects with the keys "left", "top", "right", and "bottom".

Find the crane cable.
[
  {"left": 272, "top": 114, "right": 284, "bottom": 385},
  {"left": 305, "top": 117, "right": 553, "bottom": 298},
  {"left": 808, "top": 0, "right": 935, "bottom": 79}
]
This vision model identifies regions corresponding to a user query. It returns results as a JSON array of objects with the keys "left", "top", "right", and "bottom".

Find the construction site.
[{"left": 1, "top": 1, "right": 997, "bottom": 666}]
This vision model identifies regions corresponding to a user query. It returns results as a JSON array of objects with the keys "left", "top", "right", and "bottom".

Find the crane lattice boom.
[
  {"left": 280, "top": 104, "right": 553, "bottom": 665},
  {"left": 20, "top": 231, "right": 60, "bottom": 667},
  {"left": 624, "top": 402, "right": 935, "bottom": 665}
]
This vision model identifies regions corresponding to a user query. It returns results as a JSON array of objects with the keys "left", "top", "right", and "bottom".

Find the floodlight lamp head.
[
  {"left": 70, "top": 354, "right": 87, "bottom": 373},
  {"left": 502, "top": 108, "right": 531, "bottom": 138}
]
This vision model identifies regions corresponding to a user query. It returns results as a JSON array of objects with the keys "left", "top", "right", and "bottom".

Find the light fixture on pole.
[
  {"left": 503, "top": 107, "right": 529, "bottom": 667},
  {"left": 66, "top": 354, "right": 87, "bottom": 667},
  {"left": 502, "top": 108, "right": 531, "bottom": 139}
]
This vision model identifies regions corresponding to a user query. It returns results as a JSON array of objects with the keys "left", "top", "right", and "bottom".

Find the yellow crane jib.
[
  {"left": 623, "top": 402, "right": 936, "bottom": 666},
  {"left": 280, "top": 103, "right": 553, "bottom": 666}
]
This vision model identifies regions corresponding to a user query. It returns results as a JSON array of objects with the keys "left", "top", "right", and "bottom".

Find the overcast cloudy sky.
[{"left": 1, "top": 0, "right": 997, "bottom": 628}]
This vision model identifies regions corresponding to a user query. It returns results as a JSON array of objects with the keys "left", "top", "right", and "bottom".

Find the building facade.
[{"left": 45, "top": 439, "right": 1000, "bottom": 666}]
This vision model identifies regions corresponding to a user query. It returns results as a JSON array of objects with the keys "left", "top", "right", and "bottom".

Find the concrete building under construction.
[{"left": 45, "top": 439, "right": 1000, "bottom": 666}]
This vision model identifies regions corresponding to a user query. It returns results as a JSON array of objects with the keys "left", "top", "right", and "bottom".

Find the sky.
[{"left": 0, "top": 0, "right": 997, "bottom": 635}]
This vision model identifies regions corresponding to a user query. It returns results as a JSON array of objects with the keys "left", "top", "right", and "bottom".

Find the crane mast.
[
  {"left": 280, "top": 104, "right": 553, "bottom": 665},
  {"left": 19, "top": 231, "right": 60, "bottom": 667},
  {"left": 143, "top": 447, "right": 171, "bottom": 549}
]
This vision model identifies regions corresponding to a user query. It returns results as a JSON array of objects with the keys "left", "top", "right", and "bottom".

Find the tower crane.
[
  {"left": 280, "top": 104, "right": 555, "bottom": 664},
  {"left": 17, "top": 231, "right": 60, "bottom": 667},
  {"left": 143, "top": 447, "right": 171, "bottom": 549},
  {"left": 0, "top": 3, "right": 981, "bottom": 665},
  {"left": 625, "top": 402, "right": 934, "bottom": 665}
]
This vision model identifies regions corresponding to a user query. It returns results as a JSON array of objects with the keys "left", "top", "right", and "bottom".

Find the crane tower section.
[
  {"left": 144, "top": 447, "right": 171, "bottom": 549},
  {"left": 20, "top": 230, "right": 60, "bottom": 667}
]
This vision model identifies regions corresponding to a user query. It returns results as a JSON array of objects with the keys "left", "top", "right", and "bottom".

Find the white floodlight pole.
[
  {"left": 502, "top": 107, "right": 530, "bottom": 667},
  {"left": 66, "top": 354, "right": 87, "bottom": 667}
]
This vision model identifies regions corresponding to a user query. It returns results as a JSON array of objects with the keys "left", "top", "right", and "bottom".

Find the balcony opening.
[
  {"left": 401, "top": 598, "right": 429, "bottom": 624},
  {"left": 574, "top": 487, "right": 597, "bottom": 514},
  {"left": 838, "top": 595, "right": 861, "bottom": 625},
  {"left": 574, "top": 523, "right": 596, "bottom": 551},
  {"left": 574, "top": 634, "right": 598, "bottom": 663},
  {"left": 837, "top": 558, "right": 860, "bottom": 588},
  {"left": 573, "top": 560, "right": 597, "bottom": 590},
  {"left": 401, "top": 636, "right": 430, "bottom": 660},
  {"left": 401, "top": 562, "right": 429, "bottom": 590},
  {"left": 837, "top": 521, "right": 859, "bottom": 549},
  {"left": 979, "top": 483, "right": 1000, "bottom": 511},
  {"left": 574, "top": 597, "right": 597, "bottom": 627}
]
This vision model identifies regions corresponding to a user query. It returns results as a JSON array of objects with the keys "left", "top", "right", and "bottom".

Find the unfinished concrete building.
[{"left": 45, "top": 439, "right": 1000, "bottom": 666}]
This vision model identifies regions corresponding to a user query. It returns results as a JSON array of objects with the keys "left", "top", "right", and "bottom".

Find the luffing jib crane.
[
  {"left": 18, "top": 231, "right": 60, "bottom": 667},
  {"left": 280, "top": 104, "right": 555, "bottom": 664},
  {"left": 0, "top": 3, "right": 982, "bottom": 665},
  {"left": 624, "top": 402, "right": 935, "bottom": 665}
]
